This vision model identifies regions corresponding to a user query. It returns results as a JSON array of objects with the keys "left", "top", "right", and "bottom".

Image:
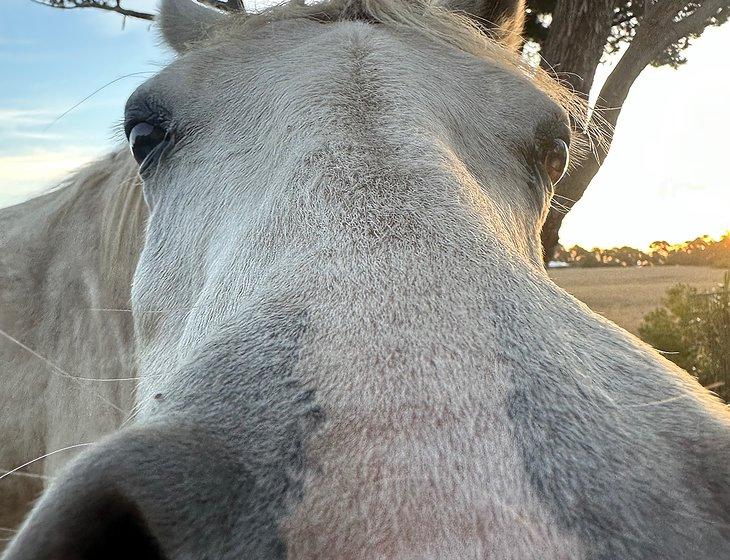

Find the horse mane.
[
  {"left": 52, "top": 148, "right": 146, "bottom": 286},
  {"left": 98, "top": 150, "right": 146, "bottom": 286}
]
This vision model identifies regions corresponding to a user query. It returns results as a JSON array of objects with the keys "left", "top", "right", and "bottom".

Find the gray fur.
[
  {"left": 1, "top": 1, "right": 728, "bottom": 559},
  {"left": 497, "top": 268, "right": 730, "bottom": 559}
]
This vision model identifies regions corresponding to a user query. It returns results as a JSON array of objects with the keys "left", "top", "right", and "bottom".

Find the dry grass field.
[{"left": 548, "top": 266, "right": 727, "bottom": 335}]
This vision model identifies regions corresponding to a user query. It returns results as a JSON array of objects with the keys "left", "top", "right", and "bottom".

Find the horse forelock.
[{"left": 204, "top": 0, "right": 605, "bottom": 163}]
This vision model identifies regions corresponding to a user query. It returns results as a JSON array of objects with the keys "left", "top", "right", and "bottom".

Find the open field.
[{"left": 548, "top": 266, "right": 727, "bottom": 335}]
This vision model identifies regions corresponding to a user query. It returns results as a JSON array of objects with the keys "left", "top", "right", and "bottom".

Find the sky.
[
  {"left": 0, "top": 0, "right": 167, "bottom": 205},
  {"left": 560, "top": 24, "right": 730, "bottom": 249},
  {"left": 1, "top": 0, "right": 728, "bottom": 250}
]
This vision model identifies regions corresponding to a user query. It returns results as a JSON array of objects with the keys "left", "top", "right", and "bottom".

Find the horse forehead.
[
  {"left": 163, "top": 18, "right": 544, "bottom": 168},
  {"left": 190, "top": 19, "right": 520, "bottom": 106},
  {"left": 130, "top": 19, "right": 548, "bottom": 302}
]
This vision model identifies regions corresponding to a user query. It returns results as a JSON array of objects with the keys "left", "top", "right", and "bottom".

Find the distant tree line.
[{"left": 552, "top": 232, "right": 730, "bottom": 268}]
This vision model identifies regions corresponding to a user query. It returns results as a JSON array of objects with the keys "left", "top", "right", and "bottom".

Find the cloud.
[
  {"left": 0, "top": 107, "right": 88, "bottom": 154},
  {"left": 0, "top": 108, "right": 56, "bottom": 125},
  {"left": 0, "top": 108, "right": 69, "bottom": 146},
  {"left": 0, "top": 147, "right": 100, "bottom": 208},
  {"left": 3, "top": 130, "right": 68, "bottom": 141}
]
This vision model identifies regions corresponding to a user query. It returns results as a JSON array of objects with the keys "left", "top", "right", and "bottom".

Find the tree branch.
[
  {"left": 31, "top": 0, "right": 249, "bottom": 20},
  {"left": 30, "top": 0, "right": 154, "bottom": 20},
  {"left": 590, "top": 1, "right": 727, "bottom": 140},
  {"left": 660, "top": 3, "right": 728, "bottom": 48}
]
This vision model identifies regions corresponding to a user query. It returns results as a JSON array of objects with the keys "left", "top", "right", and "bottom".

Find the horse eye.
[
  {"left": 542, "top": 138, "right": 569, "bottom": 185},
  {"left": 127, "top": 122, "right": 169, "bottom": 168}
]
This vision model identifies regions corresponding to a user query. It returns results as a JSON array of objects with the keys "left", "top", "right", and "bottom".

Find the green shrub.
[{"left": 638, "top": 272, "right": 730, "bottom": 403}]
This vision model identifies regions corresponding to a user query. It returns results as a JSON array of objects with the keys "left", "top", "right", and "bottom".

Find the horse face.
[
  {"left": 4, "top": 1, "right": 591, "bottom": 559},
  {"left": 127, "top": 0, "right": 570, "bottom": 368}
]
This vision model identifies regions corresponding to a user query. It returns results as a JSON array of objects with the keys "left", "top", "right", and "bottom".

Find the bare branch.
[
  {"left": 30, "top": 0, "right": 154, "bottom": 20},
  {"left": 31, "top": 0, "right": 248, "bottom": 21}
]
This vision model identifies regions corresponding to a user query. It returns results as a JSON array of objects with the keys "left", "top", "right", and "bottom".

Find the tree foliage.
[
  {"left": 652, "top": 233, "right": 730, "bottom": 268},
  {"left": 609, "top": 1, "right": 730, "bottom": 67},
  {"left": 525, "top": 1, "right": 730, "bottom": 69},
  {"left": 639, "top": 272, "right": 730, "bottom": 402},
  {"left": 553, "top": 244, "right": 653, "bottom": 267}
]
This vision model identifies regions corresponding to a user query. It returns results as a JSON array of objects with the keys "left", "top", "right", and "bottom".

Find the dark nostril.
[
  {"left": 2, "top": 487, "right": 167, "bottom": 560},
  {"left": 3, "top": 424, "right": 244, "bottom": 560},
  {"left": 71, "top": 490, "right": 166, "bottom": 560}
]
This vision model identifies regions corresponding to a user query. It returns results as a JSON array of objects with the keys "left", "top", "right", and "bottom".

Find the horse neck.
[{"left": 0, "top": 148, "right": 145, "bottom": 475}]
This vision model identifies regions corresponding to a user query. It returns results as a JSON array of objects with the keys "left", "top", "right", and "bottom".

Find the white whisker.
[
  {"left": 0, "top": 469, "right": 51, "bottom": 481},
  {"left": 89, "top": 307, "right": 194, "bottom": 314},
  {"left": 0, "top": 327, "right": 138, "bottom": 384},
  {"left": 0, "top": 444, "right": 93, "bottom": 484},
  {"left": 43, "top": 72, "right": 156, "bottom": 131},
  {"left": 121, "top": 394, "right": 156, "bottom": 428},
  {"left": 552, "top": 193, "right": 579, "bottom": 205}
]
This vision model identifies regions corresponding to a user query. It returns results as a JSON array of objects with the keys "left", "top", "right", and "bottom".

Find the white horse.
[{"left": 1, "top": 1, "right": 728, "bottom": 558}]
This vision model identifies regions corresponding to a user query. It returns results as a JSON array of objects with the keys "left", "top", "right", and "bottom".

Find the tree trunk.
[
  {"left": 539, "top": 0, "right": 727, "bottom": 262},
  {"left": 537, "top": 0, "right": 616, "bottom": 262},
  {"left": 539, "top": 0, "right": 616, "bottom": 95}
]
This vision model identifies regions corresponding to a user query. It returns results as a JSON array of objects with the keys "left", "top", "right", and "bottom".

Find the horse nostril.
[
  {"left": 1, "top": 429, "right": 174, "bottom": 560},
  {"left": 69, "top": 490, "right": 166, "bottom": 560},
  {"left": 3, "top": 424, "right": 243, "bottom": 560},
  {"left": 2, "top": 487, "right": 166, "bottom": 560}
]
